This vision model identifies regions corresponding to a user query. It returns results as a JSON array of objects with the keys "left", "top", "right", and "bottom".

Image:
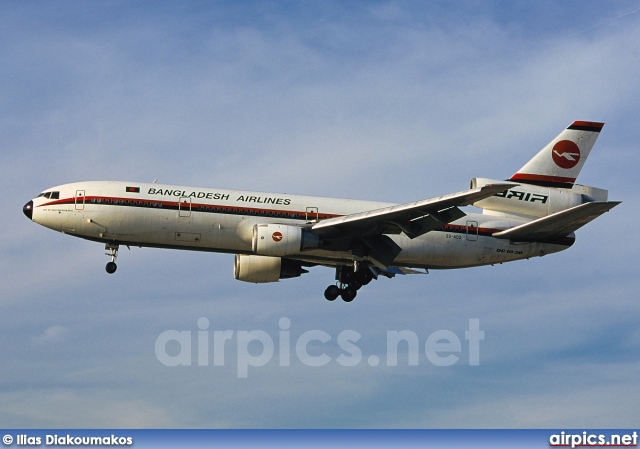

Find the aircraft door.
[
  {"left": 75, "top": 190, "right": 85, "bottom": 210},
  {"left": 466, "top": 220, "right": 478, "bottom": 241},
  {"left": 306, "top": 207, "right": 319, "bottom": 222},
  {"left": 178, "top": 197, "right": 191, "bottom": 217}
]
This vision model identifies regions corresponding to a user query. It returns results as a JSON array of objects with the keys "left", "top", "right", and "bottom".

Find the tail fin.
[{"left": 509, "top": 121, "right": 604, "bottom": 188}]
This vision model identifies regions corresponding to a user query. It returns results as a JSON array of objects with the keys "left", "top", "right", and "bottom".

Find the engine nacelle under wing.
[
  {"left": 234, "top": 254, "right": 308, "bottom": 283},
  {"left": 252, "top": 223, "right": 321, "bottom": 257}
]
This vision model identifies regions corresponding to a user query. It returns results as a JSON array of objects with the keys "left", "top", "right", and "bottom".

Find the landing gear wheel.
[
  {"left": 341, "top": 286, "right": 357, "bottom": 302},
  {"left": 104, "top": 243, "right": 119, "bottom": 274},
  {"left": 324, "top": 285, "right": 340, "bottom": 301}
]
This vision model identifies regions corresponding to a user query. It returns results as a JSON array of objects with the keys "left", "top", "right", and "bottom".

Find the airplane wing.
[
  {"left": 492, "top": 201, "right": 620, "bottom": 242},
  {"left": 311, "top": 183, "right": 516, "bottom": 239}
]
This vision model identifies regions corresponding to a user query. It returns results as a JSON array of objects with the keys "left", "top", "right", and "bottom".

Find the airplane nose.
[{"left": 23, "top": 200, "right": 33, "bottom": 220}]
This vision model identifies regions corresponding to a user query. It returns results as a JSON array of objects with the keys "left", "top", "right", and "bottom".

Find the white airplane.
[{"left": 23, "top": 121, "right": 619, "bottom": 302}]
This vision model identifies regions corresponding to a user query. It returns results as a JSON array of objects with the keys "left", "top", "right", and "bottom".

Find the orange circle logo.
[
  {"left": 551, "top": 140, "right": 581, "bottom": 169},
  {"left": 272, "top": 232, "right": 283, "bottom": 242}
]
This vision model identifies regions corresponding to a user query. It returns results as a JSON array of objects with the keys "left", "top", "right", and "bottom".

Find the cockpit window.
[{"left": 37, "top": 191, "right": 60, "bottom": 199}]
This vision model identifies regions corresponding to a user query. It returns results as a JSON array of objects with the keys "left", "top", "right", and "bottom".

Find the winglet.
[{"left": 509, "top": 121, "right": 604, "bottom": 188}]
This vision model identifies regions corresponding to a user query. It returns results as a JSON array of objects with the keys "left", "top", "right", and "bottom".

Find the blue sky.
[{"left": 1, "top": 1, "right": 640, "bottom": 428}]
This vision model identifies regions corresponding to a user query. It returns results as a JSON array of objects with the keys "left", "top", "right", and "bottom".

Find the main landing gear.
[
  {"left": 105, "top": 243, "right": 119, "bottom": 274},
  {"left": 324, "top": 262, "right": 374, "bottom": 302}
]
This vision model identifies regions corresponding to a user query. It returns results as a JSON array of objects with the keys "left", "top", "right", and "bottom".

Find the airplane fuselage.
[{"left": 26, "top": 180, "right": 568, "bottom": 270}]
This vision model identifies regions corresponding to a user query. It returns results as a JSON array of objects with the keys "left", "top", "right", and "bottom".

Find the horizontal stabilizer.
[{"left": 492, "top": 201, "right": 620, "bottom": 242}]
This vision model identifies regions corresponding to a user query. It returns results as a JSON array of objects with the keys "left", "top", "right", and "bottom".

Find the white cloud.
[
  {"left": 0, "top": 389, "right": 175, "bottom": 428},
  {"left": 31, "top": 325, "right": 70, "bottom": 346},
  {"left": 416, "top": 363, "right": 640, "bottom": 428}
]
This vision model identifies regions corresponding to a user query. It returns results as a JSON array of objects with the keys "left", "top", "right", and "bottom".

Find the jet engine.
[
  {"left": 470, "top": 177, "right": 608, "bottom": 218},
  {"left": 252, "top": 223, "right": 321, "bottom": 257},
  {"left": 233, "top": 254, "right": 308, "bottom": 283}
]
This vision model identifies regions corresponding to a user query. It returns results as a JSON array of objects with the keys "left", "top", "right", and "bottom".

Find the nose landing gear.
[{"left": 105, "top": 243, "right": 119, "bottom": 274}]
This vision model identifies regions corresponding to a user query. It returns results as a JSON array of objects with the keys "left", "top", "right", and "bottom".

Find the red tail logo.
[{"left": 552, "top": 140, "right": 581, "bottom": 169}]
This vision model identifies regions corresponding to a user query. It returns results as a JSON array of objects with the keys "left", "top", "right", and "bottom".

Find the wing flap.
[
  {"left": 358, "top": 235, "right": 403, "bottom": 270},
  {"left": 390, "top": 206, "right": 467, "bottom": 239},
  {"left": 492, "top": 201, "right": 620, "bottom": 242}
]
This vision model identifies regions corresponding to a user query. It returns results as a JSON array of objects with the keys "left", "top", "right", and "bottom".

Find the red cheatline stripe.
[
  {"left": 509, "top": 173, "right": 576, "bottom": 184},
  {"left": 37, "top": 196, "right": 343, "bottom": 220}
]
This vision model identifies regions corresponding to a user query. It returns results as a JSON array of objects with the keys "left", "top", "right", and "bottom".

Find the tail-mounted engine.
[
  {"left": 470, "top": 177, "right": 608, "bottom": 218},
  {"left": 252, "top": 223, "right": 322, "bottom": 257}
]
